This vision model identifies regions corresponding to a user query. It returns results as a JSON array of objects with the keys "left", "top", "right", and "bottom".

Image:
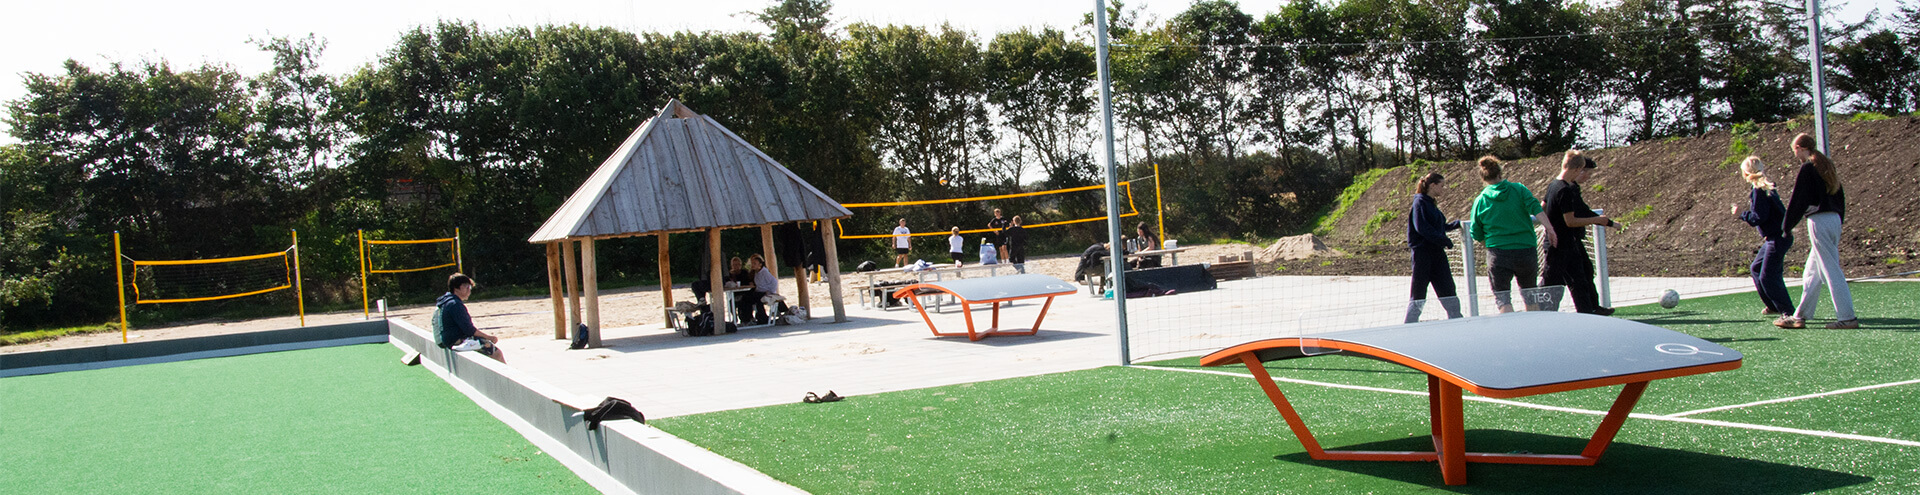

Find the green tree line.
[{"left": 3, "top": 0, "right": 1917, "bottom": 329}]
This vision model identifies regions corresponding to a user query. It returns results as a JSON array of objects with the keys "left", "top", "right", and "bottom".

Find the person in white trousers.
[{"left": 1775, "top": 133, "right": 1858, "bottom": 329}]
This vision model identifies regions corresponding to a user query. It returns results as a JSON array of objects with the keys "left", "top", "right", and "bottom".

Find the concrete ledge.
[
  {"left": 387, "top": 319, "right": 806, "bottom": 495},
  {"left": 0, "top": 320, "right": 389, "bottom": 378}
]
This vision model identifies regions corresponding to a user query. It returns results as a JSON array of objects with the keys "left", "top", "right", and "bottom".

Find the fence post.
[
  {"left": 1593, "top": 209, "right": 1610, "bottom": 307},
  {"left": 1460, "top": 221, "right": 1478, "bottom": 317}
]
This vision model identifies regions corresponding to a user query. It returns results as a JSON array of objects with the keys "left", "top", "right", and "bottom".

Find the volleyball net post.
[
  {"left": 1153, "top": 163, "right": 1166, "bottom": 246},
  {"left": 292, "top": 230, "right": 305, "bottom": 327},
  {"left": 114, "top": 231, "right": 128, "bottom": 343}
]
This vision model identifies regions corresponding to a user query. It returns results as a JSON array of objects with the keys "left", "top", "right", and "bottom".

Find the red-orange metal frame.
[
  {"left": 1203, "top": 336, "right": 1738, "bottom": 485},
  {"left": 892, "top": 284, "right": 1075, "bottom": 341}
]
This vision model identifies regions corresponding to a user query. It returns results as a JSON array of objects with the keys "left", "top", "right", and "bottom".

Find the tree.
[
  {"left": 983, "top": 27, "right": 1097, "bottom": 190},
  {"left": 1832, "top": 29, "right": 1918, "bottom": 114},
  {"left": 844, "top": 23, "right": 995, "bottom": 199},
  {"left": 1476, "top": 0, "right": 1605, "bottom": 155},
  {"left": 249, "top": 34, "right": 342, "bottom": 185}
]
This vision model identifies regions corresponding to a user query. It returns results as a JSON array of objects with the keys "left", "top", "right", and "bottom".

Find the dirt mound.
[
  {"left": 1261, "top": 233, "right": 1337, "bottom": 262},
  {"left": 1290, "top": 116, "right": 1920, "bottom": 278}
]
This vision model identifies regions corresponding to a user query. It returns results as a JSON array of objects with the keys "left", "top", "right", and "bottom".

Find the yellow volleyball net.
[
  {"left": 357, "top": 228, "right": 463, "bottom": 318},
  {"left": 114, "top": 231, "right": 305, "bottom": 342},
  {"left": 836, "top": 180, "right": 1150, "bottom": 240}
]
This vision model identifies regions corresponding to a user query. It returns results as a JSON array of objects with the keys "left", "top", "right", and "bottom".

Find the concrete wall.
[{"left": 388, "top": 320, "right": 806, "bottom": 495}]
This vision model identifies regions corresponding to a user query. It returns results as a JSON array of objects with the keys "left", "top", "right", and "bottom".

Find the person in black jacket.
[
  {"left": 1406, "top": 172, "right": 1464, "bottom": 322},
  {"left": 1001, "top": 215, "right": 1029, "bottom": 265},
  {"left": 1541, "top": 150, "right": 1619, "bottom": 316},
  {"left": 1734, "top": 156, "right": 1794, "bottom": 315},
  {"left": 1775, "top": 133, "right": 1857, "bottom": 329},
  {"left": 433, "top": 273, "right": 504, "bottom": 362}
]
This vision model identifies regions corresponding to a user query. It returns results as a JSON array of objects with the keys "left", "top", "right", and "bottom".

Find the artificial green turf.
[
  {"left": 0, "top": 344, "right": 596, "bottom": 494},
  {"left": 655, "top": 282, "right": 1920, "bottom": 494}
]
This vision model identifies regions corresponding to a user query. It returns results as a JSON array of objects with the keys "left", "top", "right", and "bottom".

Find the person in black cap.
[
  {"left": 434, "top": 273, "right": 505, "bottom": 362},
  {"left": 1541, "top": 150, "right": 1619, "bottom": 316}
]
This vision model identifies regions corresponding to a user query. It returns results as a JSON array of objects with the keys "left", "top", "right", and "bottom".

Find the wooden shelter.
[{"left": 529, "top": 100, "right": 851, "bottom": 347}]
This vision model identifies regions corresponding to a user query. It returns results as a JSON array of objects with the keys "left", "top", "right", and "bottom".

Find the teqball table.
[
  {"left": 890, "top": 273, "right": 1077, "bottom": 341},
  {"left": 1199, "top": 311, "right": 1743, "bottom": 485}
]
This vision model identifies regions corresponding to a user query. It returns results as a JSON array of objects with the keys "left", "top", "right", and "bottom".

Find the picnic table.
[
  {"left": 1086, "top": 246, "right": 1197, "bottom": 295},
  {"left": 1199, "top": 311, "right": 1743, "bottom": 485},
  {"left": 889, "top": 273, "right": 1077, "bottom": 341}
]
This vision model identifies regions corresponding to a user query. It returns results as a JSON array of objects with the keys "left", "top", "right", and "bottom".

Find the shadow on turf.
[
  {"left": 1863, "top": 317, "right": 1920, "bottom": 331},
  {"left": 1275, "top": 429, "right": 1870, "bottom": 493}
]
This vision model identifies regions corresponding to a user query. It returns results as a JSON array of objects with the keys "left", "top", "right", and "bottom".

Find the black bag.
[
  {"left": 856, "top": 260, "right": 878, "bottom": 272},
  {"left": 583, "top": 397, "right": 645, "bottom": 430},
  {"left": 871, "top": 280, "right": 912, "bottom": 308},
  {"left": 679, "top": 304, "right": 736, "bottom": 337}
]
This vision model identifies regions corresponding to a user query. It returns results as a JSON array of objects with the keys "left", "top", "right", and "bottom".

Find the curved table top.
[
  {"left": 1201, "top": 312, "right": 1743, "bottom": 398},
  {"left": 891, "top": 273, "right": 1077, "bottom": 303}
]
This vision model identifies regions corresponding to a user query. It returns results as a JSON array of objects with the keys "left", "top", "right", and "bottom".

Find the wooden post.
[
  {"left": 793, "top": 265, "right": 811, "bottom": 317},
  {"left": 707, "top": 228, "right": 728, "bottom": 328},
  {"left": 547, "top": 242, "right": 565, "bottom": 339},
  {"left": 759, "top": 223, "right": 778, "bottom": 283},
  {"left": 821, "top": 219, "right": 847, "bottom": 322},
  {"left": 658, "top": 233, "right": 674, "bottom": 329},
  {"left": 582, "top": 237, "right": 601, "bottom": 347},
  {"left": 562, "top": 239, "right": 581, "bottom": 338}
]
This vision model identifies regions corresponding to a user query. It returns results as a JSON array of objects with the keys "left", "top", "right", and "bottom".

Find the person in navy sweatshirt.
[
  {"left": 1733, "top": 156, "right": 1794, "bottom": 315},
  {"left": 1406, "top": 172, "right": 1464, "bottom": 323}
]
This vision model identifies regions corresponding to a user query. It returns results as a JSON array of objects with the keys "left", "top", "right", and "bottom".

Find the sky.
[
  {"left": 1, "top": 0, "right": 1888, "bottom": 134},
  {"left": 0, "top": 0, "right": 1153, "bottom": 110}
]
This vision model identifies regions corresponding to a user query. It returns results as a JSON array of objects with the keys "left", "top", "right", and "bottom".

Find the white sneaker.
[{"left": 451, "top": 338, "right": 485, "bottom": 352}]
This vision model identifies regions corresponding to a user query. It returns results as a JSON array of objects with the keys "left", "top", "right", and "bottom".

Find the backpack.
[
  {"left": 569, "top": 323, "right": 589, "bottom": 349},
  {"left": 679, "top": 304, "right": 736, "bottom": 337}
]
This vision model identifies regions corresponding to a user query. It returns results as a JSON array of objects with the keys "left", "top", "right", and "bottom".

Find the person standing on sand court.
[
  {"left": 1775, "top": 133, "right": 1858, "bottom": 329},
  {"left": 1002, "top": 215, "right": 1029, "bottom": 265},
  {"left": 892, "top": 218, "right": 911, "bottom": 268},
  {"left": 1406, "top": 172, "right": 1464, "bottom": 323},
  {"left": 1541, "top": 150, "right": 1619, "bottom": 316},
  {"left": 1733, "top": 156, "right": 1794, "bottom": 316},
  {"left": 948, "top": 227, "right": 966, "bottom": 264},
  {"left": 987, "top": 208, "right": 1012, "bottom": 262},
  {"left": 1469, "top": 156, "right": 1558, "bottom": 313}
]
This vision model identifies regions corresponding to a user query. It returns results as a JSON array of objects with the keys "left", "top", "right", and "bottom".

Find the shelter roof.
[{"left": 529, "top": 100, "right": 851, "bottom": 243}]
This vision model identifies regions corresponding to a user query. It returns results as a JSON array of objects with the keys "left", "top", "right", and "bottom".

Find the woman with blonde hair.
[
  {"left": 1733, "top": 156, "right": 1793, "bottom": 315},
  {"left": 1775, "top": 134, "right": 1857, "bottom": 329}
]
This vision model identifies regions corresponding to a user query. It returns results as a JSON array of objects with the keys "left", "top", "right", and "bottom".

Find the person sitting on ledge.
[{"left": 434, "top": 273, "right": 504, "bottom": 363}]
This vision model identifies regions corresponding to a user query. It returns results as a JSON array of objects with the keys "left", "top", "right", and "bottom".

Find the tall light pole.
[
  {"left": 1806, "top": 0, "right": 1831, "bottom": 154},
  {"left": 1095, "top": 0, "right": 1131, "bottom": 365}
]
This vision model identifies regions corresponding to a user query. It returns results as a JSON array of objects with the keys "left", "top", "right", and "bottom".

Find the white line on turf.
[
  {"left": 1665, "top": 378, "right": 1920, "bottom": 417},
  {"left": 1132, "top": 365, "right": 1920, "bottom": 448}
]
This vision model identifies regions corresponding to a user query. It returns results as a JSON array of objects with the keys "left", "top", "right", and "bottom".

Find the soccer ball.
[{"left": 1659, "top": 289, "right": 1680, "bottom": 309}]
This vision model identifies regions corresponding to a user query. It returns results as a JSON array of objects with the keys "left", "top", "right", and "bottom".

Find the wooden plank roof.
[{"left": 529, "top": 100, "right": 852, "bottom": 243}]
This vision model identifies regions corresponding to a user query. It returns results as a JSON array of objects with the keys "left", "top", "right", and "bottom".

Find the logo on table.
[{"left": 1653, "top": 343, "right": 1723, "bottom": 356}]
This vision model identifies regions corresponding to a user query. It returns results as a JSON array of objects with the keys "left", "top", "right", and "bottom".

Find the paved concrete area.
[{"left": 483, "top": 276, "right": 1753, "bottom": 419}]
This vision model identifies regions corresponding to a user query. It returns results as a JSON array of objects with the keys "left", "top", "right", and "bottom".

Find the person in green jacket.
[{"left": 1469, "top": 156, "right": 1559, "bottom": 313}]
